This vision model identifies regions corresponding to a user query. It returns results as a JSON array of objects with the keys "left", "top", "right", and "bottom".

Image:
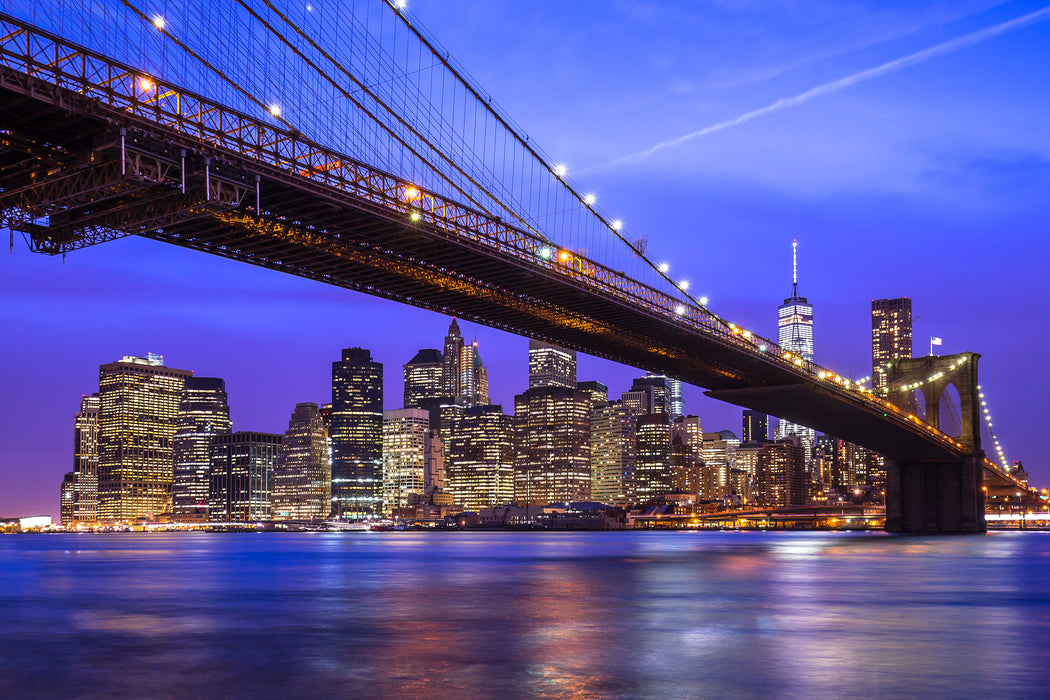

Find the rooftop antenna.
[{"left": 792, "top": 238, "right": 799, "bottom": 297}]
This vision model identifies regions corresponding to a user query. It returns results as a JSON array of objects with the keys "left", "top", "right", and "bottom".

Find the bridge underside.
[{"left": 0, "top": 46, "right": 1008, "bottom": 534}]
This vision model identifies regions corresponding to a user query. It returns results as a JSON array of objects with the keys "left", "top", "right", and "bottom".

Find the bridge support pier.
[{"left": 884, "top": 456, "right": 986, "bottom": 533}]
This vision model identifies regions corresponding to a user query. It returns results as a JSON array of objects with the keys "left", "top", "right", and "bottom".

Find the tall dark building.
[
  {"left": 331, "top": 347, "right": 383, "bottom": 519},
  {"left": 441, "top": 319, "right": 466, "bottom": 399},
  {"left": 514, "top": 385, "right": 590, "bottom": 505},
  {"left": 403, "top": 349, "right": 443, "bottom": 409},
  {"left": 645, "top": 373, "right": 684, "bottom": 419},
  {"left": 872, "top": 297, "right": 913, "bottom": 392},
  {"left": 741, "top": 410, "right": 768, "bottom": 444},
  {"left": 60, "top": 472, "right": 76, "bottom": 525},
  {"left": 173, "top": 377, "right": 231, "bottom": 522},
  {"left": 576, "top": 380, "right": 609, "bottom": 407},
  {"left": 208, "top": 432, "right": 281, "bottom": 522},
  {"left": 97, "top": 355, "right": 192, "bottom": 520},
  {"left": 635, "top": 413, "right": 671, "bottom": 502},
  {"left": 72, "top": 393, "right": 100, "bottom": 522}
]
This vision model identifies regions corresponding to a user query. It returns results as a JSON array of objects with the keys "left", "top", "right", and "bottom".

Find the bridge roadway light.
[
  {"left": 409, "top": 211, "right": 421, "bottom": 221},
  {"left": 554, "top": 164, "right": 568, "bottom": 177},
  {"left": 538, "top": 246, "right": 552, "bottom": 260},
  {"left": 658, "top": 262, "right": 670, "bottom": 273},
  {"left": 269, "top": 104, "right": 282, "bottom": 117},
  {"left": 611, "top": 220, "right": 623, "bottom": 231},
  {"left": 152, "top": 15, "right": 165, "bottom": 30},
  {"left": 138, "top": 77, "right": 155, "bottom": 92},
  {"left": 699, "top": 296, "right": 708, "bottom": 306},
  {"left": 678, "top": 280, "right": 689, "bottom": 290},
  {"left": 675, "top": 305, "right": 686, "bottom": 315},
  {"left": 584, "top": 193, "right": 596, "bottom": 206}
]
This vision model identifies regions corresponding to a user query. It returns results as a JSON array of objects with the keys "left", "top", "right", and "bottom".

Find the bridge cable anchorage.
[{"left": 977, "top": 385, "right": 1009, "bottom": 469}]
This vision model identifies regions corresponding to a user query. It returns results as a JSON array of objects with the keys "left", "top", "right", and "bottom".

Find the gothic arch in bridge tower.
[{"left": 883, "top": 352, "right": 982, "bottom": 452}]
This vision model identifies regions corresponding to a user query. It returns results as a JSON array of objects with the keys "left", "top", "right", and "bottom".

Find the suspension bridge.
[{"left": 0, "top": 1, "right": 1031, "bottom": 532}]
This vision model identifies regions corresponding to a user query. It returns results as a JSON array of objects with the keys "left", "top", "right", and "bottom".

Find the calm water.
[{"left": 2, "top": 531, "right": 1049, "bottom": 699}]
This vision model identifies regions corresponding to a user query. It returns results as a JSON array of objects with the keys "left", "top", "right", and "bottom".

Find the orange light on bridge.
[
  {"left": 558, "top": 251, "right": 571, "bottom": 262},
  {"left": 403, "top": 186, "right": 420, "bottom": 200},
  {"left": 138, "top": 77, "right": 155, "bottom": 91}
]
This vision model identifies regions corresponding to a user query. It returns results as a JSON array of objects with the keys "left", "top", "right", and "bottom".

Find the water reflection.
[{"left": 1, "top": 531, "right": 1049, "bottom": 698}]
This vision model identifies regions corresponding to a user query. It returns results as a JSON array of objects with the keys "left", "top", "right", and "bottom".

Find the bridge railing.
[{"left": 0, "top": 12, "right": 993, "bottom": 469}]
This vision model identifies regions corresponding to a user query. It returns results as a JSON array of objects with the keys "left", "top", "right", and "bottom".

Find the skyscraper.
[
  {"left": 702, "top": 430, "right": 739, "bottom": 493},
  {"left": 514, "top": 385, "right": 591, "bottom": 505},
  {"left": 645, "top": 373, "right": 684, "bottom": 419},
  {"left": 741, "top": 410, "right": 768, "bottom": 444},
  {"left": 528, "top": 339, "right": 576, "bottom": 389},
  {"left": 382, "top": 408, "right": 430, "bottom": 513},
  {"left": 755, "top": 436, "right": 806, "bottom": 508},
  {"left": 273, "top": 402, "right": 331, "bottom": 520},
  {"left": 872, "top": 297, "right": 913, "bottom": 392},
  {"left": 442, "top": 318, "right": 466, "bottom": 399},
  {"left": 446, "top": 405, "right": 516, "bottom": 512},
  {"left": 208, "top": 432, "right": 281, "bottom": 522},
  {"left": 173, "top": 377, "right": 231, "bottom": 522},
  {"left": 97, "top": 355, "right": 193, "bottom": 520},
  {"left": 60, "top": 472, "right": 75, "bottom": 525},
  {"left": 576, "top": 380, "right": 609, "bottom": 407},
  {"left": 72, "top": 393, "right": 99, "bottom": 522},
  {"left": 464, "top": 340, "right": 490, "bottom": 406},
  {"left": 776, "top": 240, "right": 816, "bottom": 462},
  {"left": 635, "top": 413, "right": 672, "bottom": 502},
  {"left": 403, "top": 349, "right": 443, "bottom": 409},
  {"left": 331, "top": 347, "right": 383, "bottom": 519},
  {"left": 590, "top": 400, "right": 637, "bottom": 507}
]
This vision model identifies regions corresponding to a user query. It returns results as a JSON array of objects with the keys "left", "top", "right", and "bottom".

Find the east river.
[{"left": 2, "top": 531, "right": 1049, "bottom": 698}]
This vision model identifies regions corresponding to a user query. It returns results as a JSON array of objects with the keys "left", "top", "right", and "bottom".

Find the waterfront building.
[
  {"left": 635, "top": 414, "right": 672, "bottom": 502},
  {"left": 669, "top": 434, "right": 704, "bottom": 496},
  {"left": 331, "top": 347, "right": 383, "bottom": 519},
  {"left": 645, "top": 373, "right": 684, "bottom": 419},
  {"left": 514, "top": 385, "right": 591, "bottom": 505},
  {"left": 872, "top": 297, "right": 913, "bottom": 392},
  {"left": 528, "top": 339, "right": 577, "bottom": 389},
  {"left": 756, "top": 436, "right": 806, "bottom": 508},
  {"left": 96, "top": 354, "right": 193, "bottom": 521},
  {"left": 734, "top": 442, "right": 763, "bottom": 502},
  {"left": 702, "top": 430, "right": 739, "bottom": 493},
  {"left": 424, "top": 429, "right": 446, "bottom": 496},
  {"left": 208, "top": 432, "right": 281, "bottom": 522},
  {"left": 576, "top": 380, "right": 609, "bottom": 408},
  {"left": 741, "top": 410, "right": 768, "bottom": 444},
  {"left": 272, "top": 402, "right": 331, "bottom": 520},
  {"left": 445, "top": 405, "right": 515, "bottom": 511},
  {"left": 590, "top": 400, "right": 637, "bottom": 507},
  {"left": 60, "top": 472, "right": 75, "bottom": 525},
  {"left": 382, "top": 408, "right": 430, "bottom": 513},
  {"left": 172, "top": 377, "right": 231, "bottom": 522},
  {"left": 72, "top": 393, "right": 100, "bottom": 522},
  {"left": 402, "top": 349, "right": 443, "bottom": 410}
]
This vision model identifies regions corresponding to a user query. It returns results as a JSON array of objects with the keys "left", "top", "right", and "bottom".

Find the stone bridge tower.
[{"left": 881, "top": 352, "right": 985, "bottom": 533}]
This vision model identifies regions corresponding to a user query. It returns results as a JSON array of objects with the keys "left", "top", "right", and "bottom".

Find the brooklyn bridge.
[{"left": 0, "top": 1, "right": 1032, "bottom": 531}]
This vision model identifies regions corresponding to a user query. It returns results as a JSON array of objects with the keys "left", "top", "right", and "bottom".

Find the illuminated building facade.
[
  {"left": 403, "top": 349, "right": 443, "bottom": 409},
  {"left": 755, "top": 436, "right": 806, "bottom": 508},
  {"left": 590, "top": 400, "right": 637, "bottom": 506},
  {"left": 208, "top": 432, "right": 281, "bottom": 522},
  {"left": 576, "top": 380, "right": 609, "bottom": 407},
  {"left": 702, "top": 430, "right": 739, "bottom": 492},
  {"left": 382, "top": 408, "right": 430, "bottom": 513},
  {"left": 442, "top": 318, "right": 466, "bottom": 399},
  {"left": 776, "top": 240, "right": 816, "bottom": 464},
  {"left": 173, "top": 377, "right": 231, "bottom": 522},
  {"left": 97, "top": 355, "right": 192, "bottom": 520},
  {"left": 635, "top": 414, "right": 672, "bottom": 502},
  {"left": 331, "top": 347, "right": 383, "bottom": 519},
  {"left": 872, "top": 297, "right": 913, "bottom": 392},
  {"left": 514, "top": 386, "right": 590, "bottom": 505},
  {"left": 72, "top": 393, "right": 100, "bottom": 522},
  {"left": 528, "top": 339, "right": 577, "bottom": 389},
  {"left": 60, "top": 472, "right": 75, "bottom": 524},
  {"left": 445, "top": 405, "right": 515, "bottom": 512},
  {"left": 463, "top": 341, "right": 489, "bottom": 406},
  {"left": 645, "top": 372, "right": 684, "bottom": 419},
  {"left": 273, "top": 402, "right": 331, "bottom": 520},
  {"left": 669, "top": 434, "right": 703, "bottom": 495}
]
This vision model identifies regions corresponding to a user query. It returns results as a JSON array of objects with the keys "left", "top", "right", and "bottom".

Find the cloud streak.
[{"left": 584, "top": 6, "right": 1050, "bottom": 174}]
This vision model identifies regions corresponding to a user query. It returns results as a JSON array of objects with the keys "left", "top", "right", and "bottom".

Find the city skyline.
[{"left": 3, "top": 0, "right": 1049, "bottom": 517}]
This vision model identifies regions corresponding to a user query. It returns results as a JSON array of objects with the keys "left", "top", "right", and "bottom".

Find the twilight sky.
[{"left": 2, "top": 0, "right": 1049, "bottom": 517}]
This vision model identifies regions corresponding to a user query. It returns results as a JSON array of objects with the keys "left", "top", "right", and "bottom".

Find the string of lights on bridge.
[
  {"left": 131, "top": 1, "right": 1016, "bottom": 478},
  {"left": 978, "top": 385, "right": 1009, "bottom": 469}
]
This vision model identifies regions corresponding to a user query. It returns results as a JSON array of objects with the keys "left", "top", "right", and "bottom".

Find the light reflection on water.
[{"left": 1, "top": 531, "right": 1049, "bottom": 698}]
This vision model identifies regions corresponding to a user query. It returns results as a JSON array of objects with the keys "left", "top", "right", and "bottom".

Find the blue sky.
[{"left": 2, "top": 0, "right": 1049, "bottom": 516}]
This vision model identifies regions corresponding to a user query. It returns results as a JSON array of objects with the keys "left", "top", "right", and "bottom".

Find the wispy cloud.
[{"left": 583, "top": 6, "right": 1050, "bottom": 174}]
